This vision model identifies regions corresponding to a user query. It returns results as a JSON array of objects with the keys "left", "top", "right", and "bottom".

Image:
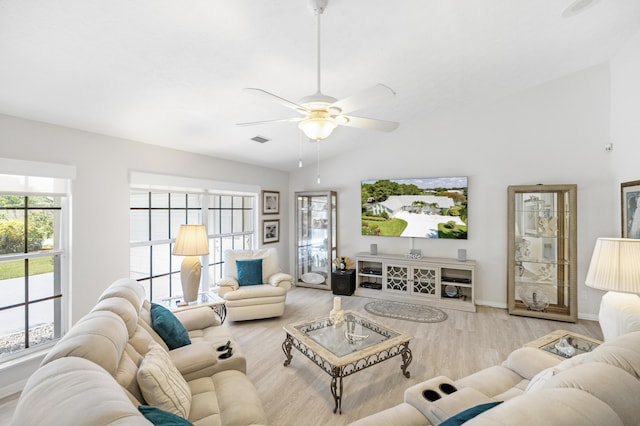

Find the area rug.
[{"left": 364, "top": 300, "right": 447, "bottom": 323}]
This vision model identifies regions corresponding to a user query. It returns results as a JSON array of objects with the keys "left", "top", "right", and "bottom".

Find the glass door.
[
  {"left": 295, "top": 191, "right": 337, "bottom": 289},
  {"left": 507, "top": 184, "right": 577, "bottom": 322}
]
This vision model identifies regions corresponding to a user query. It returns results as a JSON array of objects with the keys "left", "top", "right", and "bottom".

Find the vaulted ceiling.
[{"left": 1, "top": 0, "right": 639, "bottom": 171}]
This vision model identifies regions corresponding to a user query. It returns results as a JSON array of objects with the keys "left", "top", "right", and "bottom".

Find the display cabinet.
[
  {"left": 507, "top": 184, "right": 577, "bottom": 322},
  {"left": 295, "top": 191, "right": 337, "bottom": 290}
]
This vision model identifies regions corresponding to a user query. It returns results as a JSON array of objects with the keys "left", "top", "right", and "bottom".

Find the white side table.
[{"left": 158, "top": 292, "right": 227, "bottom": 324}]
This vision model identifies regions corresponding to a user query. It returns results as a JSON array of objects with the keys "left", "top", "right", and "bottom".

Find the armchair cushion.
[
  {"left": 223, "top": 248, "right": 279, "bottom": 282},
  {"left": 150, "top": 303, "right": 191, "bottom": 350},
  {"left": 236, "top": 259, "right": 263, "bottom": 286}
]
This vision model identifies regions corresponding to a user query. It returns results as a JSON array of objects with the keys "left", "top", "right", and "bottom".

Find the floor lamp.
[
  {"left": 585, "top": 238, "right": 640, "bottom": 341},
  {"left": 172, "top": 224, "right": 209, "bottom": 303}
]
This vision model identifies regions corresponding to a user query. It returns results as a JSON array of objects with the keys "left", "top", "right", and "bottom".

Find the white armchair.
[{"left": 217, "top": 248, "right": 293, "bottom": 321}]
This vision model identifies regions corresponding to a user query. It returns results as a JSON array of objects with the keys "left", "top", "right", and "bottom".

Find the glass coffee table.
[{"left": 282, "top": 311, "right": 413, "bottom": 414}]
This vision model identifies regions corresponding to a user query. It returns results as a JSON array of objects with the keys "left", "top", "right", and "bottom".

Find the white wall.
[
  {"left": 290, "top": 62, "right": 617, "bottom": 319},
  {"left": 0, "top": 114, "right": 290, "bottom": 321},
  {"left": 611, "top": 30, "right": 640, "bottom": 193}
]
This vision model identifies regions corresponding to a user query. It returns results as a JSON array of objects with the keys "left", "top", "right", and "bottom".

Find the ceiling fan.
[{"left": 237, "top": 0, "right": 399, "bottom": 142}]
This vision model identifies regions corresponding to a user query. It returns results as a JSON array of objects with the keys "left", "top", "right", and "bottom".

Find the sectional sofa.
[
  {"left": 11, "top": 278, "right": 267, "bottom": 425},
  {"left": 351, "top": 330, "right": 640, "bottom": 425}
]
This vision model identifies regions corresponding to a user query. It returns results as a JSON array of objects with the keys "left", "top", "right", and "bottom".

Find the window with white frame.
[
  {"left": 0, "top": 160, "right": 73, "bottom": 361},
  {"left": 130, "top": 190, "right": 256, "bottom": 302}
]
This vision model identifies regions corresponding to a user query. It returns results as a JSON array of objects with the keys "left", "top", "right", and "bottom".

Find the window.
[
  {"left": 130, "top": 191, "right": 256, "bottom": 302},
  {"left": 0, "top": 195, "right": 65, "bottom": 359},
  {"left": 207, "top": 194, "right": 255, "bottom": 284}
]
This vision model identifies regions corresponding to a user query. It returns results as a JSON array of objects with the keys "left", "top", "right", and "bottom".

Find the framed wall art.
[
  {"left": 262, "top": 190, "right": 279, "bottom": 215},
  {"left": 263, "top": 219, "right": 280, "bottom": 244},
  {"left": 621, "top": 180, "right": 640, "bottom": 238}
]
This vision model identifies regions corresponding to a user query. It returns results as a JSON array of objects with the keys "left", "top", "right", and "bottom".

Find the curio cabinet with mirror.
[
  {"left": 507, "top": 184, "right": 577, "bottom": 322},
  {"left": 295, "top": 191, "right": 337, "bottom": 290}
]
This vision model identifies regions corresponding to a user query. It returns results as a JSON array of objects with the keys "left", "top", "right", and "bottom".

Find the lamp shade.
[
  {"left": 585, "top": 238, "right": 640, "bottom": 293},
  {"left": 172, "top": 224, "right": 209, "bottom": 256}
]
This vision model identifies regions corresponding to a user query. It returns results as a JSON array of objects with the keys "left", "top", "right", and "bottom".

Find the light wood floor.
[
  {"left": 0, "top": 287, "right": 602, "bottom": 425},
  {"left": 228, "top": 287, "right": 601, "bottom": 426}
]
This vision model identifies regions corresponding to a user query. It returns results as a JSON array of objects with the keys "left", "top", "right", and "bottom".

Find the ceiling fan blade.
[
  {"left": 243, "top": 88, "right": 309, "bottom": 113},
  {"left": 330, "top": 84, "right": 396, "bottom": 114},
  {"left": 340, "top": 115, "right": 399, "bottom": 132},
  {"left": 236, "top": 117, "right": 304, "bottom": 127}
]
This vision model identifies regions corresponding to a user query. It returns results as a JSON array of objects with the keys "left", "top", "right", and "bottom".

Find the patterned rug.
[{"left": 364, "top": 300, "right": 448, "bottom": 323}]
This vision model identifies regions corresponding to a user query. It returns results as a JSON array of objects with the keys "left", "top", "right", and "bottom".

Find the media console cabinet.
[{"left": 355, "top": 252, "right": 476, "bottom": 312}]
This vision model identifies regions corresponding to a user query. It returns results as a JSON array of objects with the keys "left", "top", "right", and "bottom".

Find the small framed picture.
[
  {"left": 263, "top": 219, "right": 280, "bottom": 244},
  {"left": 262, "top": 190, "right": 279, "bottom": 215},
  {"left": 621, "top": 180, "right": 640, "bottom": 238}
]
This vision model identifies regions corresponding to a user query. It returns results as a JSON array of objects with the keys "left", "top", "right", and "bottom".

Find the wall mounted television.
[{"left": 361, "top": 176, "right": 468, "bottom": 239}]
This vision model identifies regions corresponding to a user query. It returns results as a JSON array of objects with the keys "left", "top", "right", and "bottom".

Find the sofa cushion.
[
  {"left": 210, "top": 369, "right": 268, "bottom": 425},
  {"left": 41, "top": 310, "right": 128, "bottom": 376},
  {"left": 12, "top": 357, "right": 149, "bottom": 425},
  {"left": 150, "top": 303, "right": 191, "bottom": 350},
  {"left": 115, "top": 343, "right": 146, "bottom": 404},
  {"left": 236, "top": 259, "right": 263, "bottom": 286},
  {"left": 98, "top": 277, "right": 146, "bottom": 313},
  {"left": 464, "top": 388, "right": 622, "bottom": 425},
  {"left": 454, "top": 365, "right": 523, "bottom": 398},
  {"left": 542, "top": 362, "right": 640, "bottom": 426},
  {"left": 525, "top": 353, "right": 588, "bottom": 393},
  {"left": 138, "top": 405, "right": 193, "bottom": 425},
  {"left": 92, "top": 296, "right": 140, "bottom": 338},
  {"left": 583, "top": 330, "right": 640, "bottom": 379},
  {"left": 440, "top": 401, "right": 502, "bottom": 426},
  {"left": 137, "top": 343, "right": 192, "bottom": 418}
]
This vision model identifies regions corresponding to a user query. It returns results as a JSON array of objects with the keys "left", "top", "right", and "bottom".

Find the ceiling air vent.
[{"left": 251, "top": 135, "right": 270, "bottom": 144}]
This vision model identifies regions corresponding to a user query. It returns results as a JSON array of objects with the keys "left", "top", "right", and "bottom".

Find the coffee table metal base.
[{"left": 282, "top": 333, "right": 412, "bottom": 414}]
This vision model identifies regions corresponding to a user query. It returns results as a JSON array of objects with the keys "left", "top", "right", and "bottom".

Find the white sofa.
[
  {"left": 11, "top": 278, "right": 267, "bottom": 425},
  {"left": 351, "top": 330, "right": 640, "bottom": 425},
  {"left": 217, "top": 248, "right": 293, "bottom": 322}
]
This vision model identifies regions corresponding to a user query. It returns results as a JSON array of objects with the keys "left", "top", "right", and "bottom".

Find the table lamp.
[
  {"left": 585, "top": 237, "right": 640, "bottom": 341},
  {"left": 172, "top": 224, "right": 209, "bottom": 303}
]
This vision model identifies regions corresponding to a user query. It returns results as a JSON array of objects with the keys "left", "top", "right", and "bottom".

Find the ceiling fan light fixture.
[{"left": 299, "top": 117, "right": 337, "bottom": 141}]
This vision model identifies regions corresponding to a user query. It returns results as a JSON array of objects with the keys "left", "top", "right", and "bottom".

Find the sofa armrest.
[
  {"left": 170, "top": 341, "right": 218, "bottom": 379},
  {"left": 405, "top": 376, "right": 494, "bottom": 425},
  {"left": 268, "top": 272, "right": 293, "bottom": 289},
  {"left": 501, "top": 347, "right": 560, "bottom": 380},
  {"left": 173, "top": 306, "right": 221, "bottom": 331},
  {"left": 217, "top": 277, "right": 239, "bottom": 297}
]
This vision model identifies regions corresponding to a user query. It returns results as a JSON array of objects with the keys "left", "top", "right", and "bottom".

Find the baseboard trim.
[{"left": 476, "top": 300, "right": 507, "bottom": 309}]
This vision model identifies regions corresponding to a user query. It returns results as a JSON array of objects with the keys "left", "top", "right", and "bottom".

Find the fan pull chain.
[{"left": 298, "top": 130, "right": 303, "bottom": 168}]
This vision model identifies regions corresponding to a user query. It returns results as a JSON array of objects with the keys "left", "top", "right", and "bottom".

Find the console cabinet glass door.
[
  {"left": 507, "top": 184, "right": 577, "bottom": 322},
  {"left": 295, "top": 191, "right": 337, "bottom": 290}
]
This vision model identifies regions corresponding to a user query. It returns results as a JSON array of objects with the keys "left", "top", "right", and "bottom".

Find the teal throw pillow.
[
  {"left": 236, "top": 259, "right": 263, "bottom": 286},
  {"left": 440, "top": 401, "right": 503, "bottom": 426},
  {"left": 150, "top": 303, "right": 191, "bottom": 350},
  {"left": 138, "top": 405, "right": 193, "bottom": 425}
]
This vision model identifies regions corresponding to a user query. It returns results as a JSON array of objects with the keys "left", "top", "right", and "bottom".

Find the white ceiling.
[{"left": 1, "top": 0, "right": 639, "bottom": 171}]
